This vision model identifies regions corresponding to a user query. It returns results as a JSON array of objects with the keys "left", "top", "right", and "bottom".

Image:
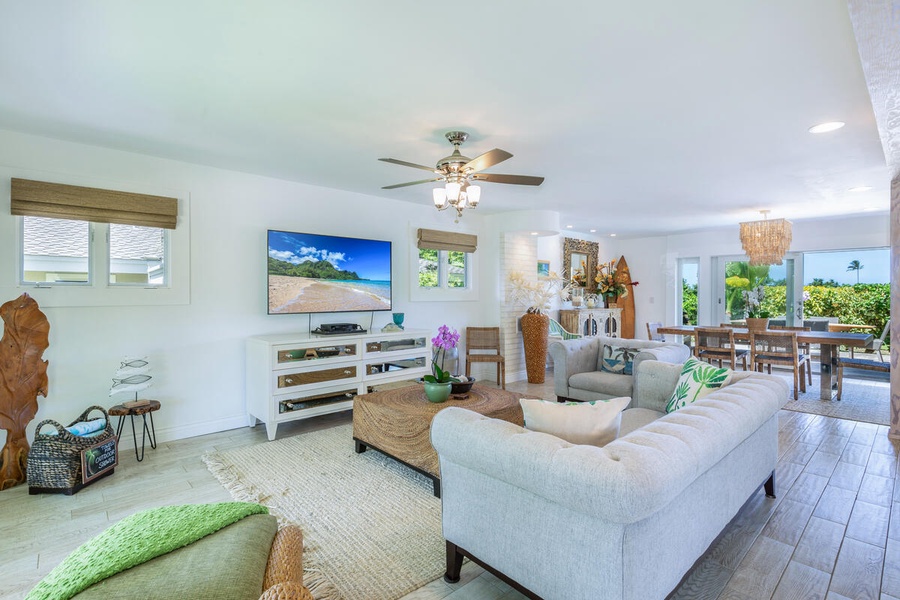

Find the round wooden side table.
[{"left": 108, "top": 400, "right": 160, "bottom": 462}]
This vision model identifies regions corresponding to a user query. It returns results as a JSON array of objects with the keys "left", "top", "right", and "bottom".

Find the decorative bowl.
[{"left": 451, "top": 378, "right": 475, "bottom": 395}]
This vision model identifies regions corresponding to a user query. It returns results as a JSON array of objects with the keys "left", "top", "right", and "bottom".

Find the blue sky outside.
[{"left": 268, "top": 230, "right": 391, "bottom": 281}]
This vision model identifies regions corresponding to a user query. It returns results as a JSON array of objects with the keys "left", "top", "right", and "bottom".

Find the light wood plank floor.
[{"left": 1, "top": 373, "right": 897, "bottom": 600}]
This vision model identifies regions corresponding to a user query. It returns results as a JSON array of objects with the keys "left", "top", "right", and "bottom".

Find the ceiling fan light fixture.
[
  {"left": 446, "top": 182, "right": 461, "bottom": 203},
  {"left": 433, "top": 188, "right": 448, "bottom": 209},
  {"left": 466, "top": 185, "right": 481, "bottom": 207}
]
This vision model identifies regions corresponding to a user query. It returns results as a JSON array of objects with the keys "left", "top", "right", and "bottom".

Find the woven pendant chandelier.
[{"left": 739, "top": 210, "right": 792, "bottom": 266}]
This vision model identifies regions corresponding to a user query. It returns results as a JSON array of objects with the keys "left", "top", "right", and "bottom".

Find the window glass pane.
[
  {"left": 109, "top": 224, "right": 167, "bottom": 285},
  {"left": 22, "top": 216, "right": 90, "bottom": 284},
  {"left": 418, "top": 248, "right": 438, "bottom": 288},
  {"left": 447, "top": 251, "right": 467, "bottom": 288}
]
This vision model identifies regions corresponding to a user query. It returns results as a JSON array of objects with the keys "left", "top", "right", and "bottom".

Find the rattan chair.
[
  {"left": 771, "top": 325, "right": 813, "bottom": 385},
  {"left": 694, "top": 326, "right": 749, "bottom": 370},
  {"left": 465, "top": 327, "right": 505, "bottom": 389},
  {"left": 749, "top": 330, "right": 810, "bottom": 401},
  {"left": 646, "top": 322, "right": 665, "bottom": 341}
]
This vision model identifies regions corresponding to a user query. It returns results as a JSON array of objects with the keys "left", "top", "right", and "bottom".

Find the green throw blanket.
[{"left": 27, "top": 502, "right": 269, "bottom": 600}]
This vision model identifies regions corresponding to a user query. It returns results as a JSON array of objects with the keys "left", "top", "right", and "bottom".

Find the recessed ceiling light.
[
  {"left": 566, "top": 225, "right": 573, "bottom": 229},
  {"left": 610, "top": 233, "right": 617, "bottom": 237},
  {"left": 848, "top": 186, "right": 873, "bottom": 192},
  {"left": 862, "top": 207, "right": 879, "bottom": 212},
  {"left": 808, "top": 121, "right": 845, "bottom": 134},
  {"left": 589, "top": 229, "right": 597, "bottom": 233},
  {"left": 530, "top": 231, "right": 539, "bottom": 235}
]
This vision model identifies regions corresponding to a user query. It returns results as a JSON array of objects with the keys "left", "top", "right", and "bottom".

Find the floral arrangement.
[
  {"left": 571, "top": 260, "right": 588, "bottom": 287},
  {"left": 425, "top": 325, "right": 460, "bottom": 384},
  {"left": 742, "top": 285, "right": 770, "bottom": 318},
  {"left": 507, "top": 271, "right": 573, "bottom": 315},
  {"left": 595, "top": 259, "right": 637, "bottom": 299}
]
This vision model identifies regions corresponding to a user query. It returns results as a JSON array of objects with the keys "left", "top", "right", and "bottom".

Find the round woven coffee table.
[{"left": 108, "top": 400, "right": 160, "bottom": 462}]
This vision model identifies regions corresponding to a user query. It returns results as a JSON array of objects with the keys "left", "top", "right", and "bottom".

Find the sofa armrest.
[
  {"left": 549, "top": 337, "right": 602, "bottom": 398},
  {"left": 631, "top": 344, "right": 691, "bottom": 403},
  {"left": 633, "top": 360, "right": 682, "bottom": 412}
]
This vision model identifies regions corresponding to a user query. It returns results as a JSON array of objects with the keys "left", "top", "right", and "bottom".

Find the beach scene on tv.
[{"left": 268, "top": 230, "right": 392, "bottom": 314}]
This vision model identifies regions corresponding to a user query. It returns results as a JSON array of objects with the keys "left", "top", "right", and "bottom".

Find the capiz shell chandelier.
[{"left": 739, "top": 210, "right": 792, "bottom": 266}]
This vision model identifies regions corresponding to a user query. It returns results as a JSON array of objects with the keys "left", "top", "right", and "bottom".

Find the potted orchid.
[
  {"left": 423, "top": 325, "right": 460, "bottom": 402},
  {"left": 742, "top": 285, "right": 770, "bottom": 331}
]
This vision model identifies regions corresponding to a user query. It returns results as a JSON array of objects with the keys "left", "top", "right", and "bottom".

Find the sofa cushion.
[
  {"left": 599, "top": 344, "right": 642, "bottom": 375},
  {"left": 73, "top": 514, "right": 278, "bottom": 600},
  {"left": 665, "top": 357, "right": 733, "bottom": 413},
  {"left": 520, "top": 396, "right": 631, "bottom": 447},
  {"left": 619, "top": 407, "right": 665, "bottom": 436},
  {"left": 569, "top": 370, "right": 634, "bottom": 398}
]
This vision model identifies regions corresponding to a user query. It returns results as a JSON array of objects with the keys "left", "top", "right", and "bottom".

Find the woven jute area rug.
[
  {"left": 203, "top": 424, "right": 443, "bottom": 600},
  {"left": 776, "top": 368, "right": 891, "bottom": 426}
]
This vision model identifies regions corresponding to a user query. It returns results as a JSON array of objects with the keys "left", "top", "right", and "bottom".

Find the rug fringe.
[{"left": 203, "top": 451, "right": 345, "bottom": 600}]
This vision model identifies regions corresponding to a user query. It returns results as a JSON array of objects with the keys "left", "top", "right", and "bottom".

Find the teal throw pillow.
[
  {"left": 600, "top": 345, "right": 641, "bottom": 376},
  {"left": 665, "top": 357, "right": 733, "bottom": 413}
]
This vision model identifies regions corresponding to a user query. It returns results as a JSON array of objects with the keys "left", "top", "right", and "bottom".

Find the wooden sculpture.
[{"left": 0, "top": 293, "right": 50, "bottom": 490}]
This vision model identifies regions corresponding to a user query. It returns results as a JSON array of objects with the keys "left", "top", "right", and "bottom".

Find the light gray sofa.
[
  {"left": 549, "top": 335, "right": 691, "bottom": 402},
  {"left": 431, "top": 361, "right": 789, "bottom": 600}
]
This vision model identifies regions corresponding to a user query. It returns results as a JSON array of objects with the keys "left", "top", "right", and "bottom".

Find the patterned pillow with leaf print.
[
  {"left": 665, "top": 357, "right": 734, "bottom": 413},
  {"left": 599, "top": 344, "right": 642, "bottom": 376}
]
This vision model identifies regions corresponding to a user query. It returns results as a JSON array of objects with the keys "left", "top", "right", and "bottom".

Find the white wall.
[
  {"left": 615, "top": 214, "right": 890, "bottom": 334},
  {"left": 0, "top": 129, "right": 491, "bottom": 447}
]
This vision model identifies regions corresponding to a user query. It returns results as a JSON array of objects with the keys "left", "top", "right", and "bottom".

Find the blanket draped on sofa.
[{"left": 26, "top": 502, "right": 269, "bottom": 600}]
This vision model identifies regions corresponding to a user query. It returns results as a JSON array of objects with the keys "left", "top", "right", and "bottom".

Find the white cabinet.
[
  {"left": 247, "top": 330, "right": 431, "bottom": 440},
  {"left": 558, "top": 308, "right": 622, "bottom": 338}
]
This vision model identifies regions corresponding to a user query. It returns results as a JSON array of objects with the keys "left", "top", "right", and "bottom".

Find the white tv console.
[{"left": 246, "top": 329, "right": 432, "bottom": 440}]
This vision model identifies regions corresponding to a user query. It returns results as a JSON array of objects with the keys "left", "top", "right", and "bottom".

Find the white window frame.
[
  {"left": 1, "top": 173, "right": 190, "bottom": 308},
  {"left": 409, "top": 225, "right": 478, "bottom": 302}
]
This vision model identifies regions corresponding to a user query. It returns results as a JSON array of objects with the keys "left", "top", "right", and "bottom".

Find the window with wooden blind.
[
  {"left": 411, "top": 227, "right": 478, "bottom": 301},
  {"left": 6, "top": 177, "right": 189, "bottom": 307}
]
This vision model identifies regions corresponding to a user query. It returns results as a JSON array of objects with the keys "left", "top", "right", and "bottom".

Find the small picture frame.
[{"left": 537, "top": 260, "right": 550, "bottom": 278}]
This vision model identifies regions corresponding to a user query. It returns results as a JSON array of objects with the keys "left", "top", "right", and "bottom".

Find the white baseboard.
[{"left": 115, "top": 414, "right": 250, "bottom": 446}]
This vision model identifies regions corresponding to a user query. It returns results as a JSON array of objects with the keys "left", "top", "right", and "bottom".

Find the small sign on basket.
[{"left": 81, "top": 437, "right": 118, "bottom": 484}]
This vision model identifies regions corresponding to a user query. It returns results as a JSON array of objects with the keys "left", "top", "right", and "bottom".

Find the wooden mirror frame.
[{"left": 562, "top": 238, "right": 599, "bottom": 290}]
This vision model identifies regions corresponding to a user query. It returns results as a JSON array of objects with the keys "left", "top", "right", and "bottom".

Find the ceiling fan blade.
[
  {"left": 463, "top": 149, "right": 513, "bottom": 173},
  {"left": 382, "top": 178, "right": 443, "bottom": 190},
  {"left": 379, "top": 158, "right": 437, "bottom": 172},
  {"left": 471, "top": 173, "right": 545, "bottom": 186}
]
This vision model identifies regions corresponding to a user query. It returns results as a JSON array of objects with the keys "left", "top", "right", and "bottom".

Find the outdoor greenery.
[
  {"left": 418, "top": 249, "right": 467, "bottom": 288},
  {"left": 682, "top": 279, "right": 697, "bottom": 325},
  {"left": 268, "top": 257, "right": 360, "bottom": 280}
]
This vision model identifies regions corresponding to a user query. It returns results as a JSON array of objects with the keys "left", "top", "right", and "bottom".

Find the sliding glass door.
[{"left": 714, "top": 254, "right": 799, "bottom": 326}]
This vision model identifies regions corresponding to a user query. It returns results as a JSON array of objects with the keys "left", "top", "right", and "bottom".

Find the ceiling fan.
[{"left": 379, "top": 131, "right": 544, "bottom": 219}]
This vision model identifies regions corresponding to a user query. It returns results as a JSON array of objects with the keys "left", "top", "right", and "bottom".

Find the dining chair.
[
  {"left": 646, "top": 322, "right": 665, "bottom": 341},
  {"left": 771, "top": 325, "right": 813, "bottom": 386},
  {"left": 749, "top": 330, "right": 810, "bottom": 401},
  {"left": 853, "top": 319, "right": 891, "bottom": 362},
  {"left": 694, "top": 327, "right": 749, "bottom": 370},
  {"left": 465, "top": 327, "right": 506, "bottom": 389}
]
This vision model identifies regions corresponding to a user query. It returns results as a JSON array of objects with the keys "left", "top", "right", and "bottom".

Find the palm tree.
[{"left": 847, "top": 260, "right": 864, "bottom": 284}]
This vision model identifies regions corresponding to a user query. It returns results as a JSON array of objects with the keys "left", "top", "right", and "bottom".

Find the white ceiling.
[{"left": 0, "top": 1, "right": 889, "bottom": 237}]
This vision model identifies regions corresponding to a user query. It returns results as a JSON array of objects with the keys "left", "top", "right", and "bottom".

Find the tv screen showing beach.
[{"left": 267, "top": 230, "right": 392, "bottom": 314}]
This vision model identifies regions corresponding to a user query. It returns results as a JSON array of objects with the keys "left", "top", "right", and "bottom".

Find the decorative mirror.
[{"left": 563, "top": 238, "right": 599, "bottom": 291}]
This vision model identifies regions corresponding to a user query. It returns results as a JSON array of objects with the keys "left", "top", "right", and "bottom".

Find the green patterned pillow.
[
  {"left": 665, "top": 357, "right": 733, "bottom": 413},
  {"left": 599, "top": 345, "right": 641, "bottom": 375},
  {"left": 520, "top": 396, "right": 631, "bottom": 447}
]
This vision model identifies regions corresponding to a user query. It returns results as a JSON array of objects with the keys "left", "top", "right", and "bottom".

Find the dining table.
[{"left": 656, "top": 325, "right": 875, "bottom": 401}]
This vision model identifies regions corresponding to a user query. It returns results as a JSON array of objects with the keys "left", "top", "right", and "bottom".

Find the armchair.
[{"left": 549, "top": 336, "right": 691, "bottom": 403}]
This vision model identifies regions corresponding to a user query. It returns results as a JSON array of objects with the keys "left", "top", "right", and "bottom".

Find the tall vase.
[
  {"left": 434, "top": 346, "right": 459, "bottom": 376},
  {"left": 520, "top": 312, "right": 550, "bottom": 384}
]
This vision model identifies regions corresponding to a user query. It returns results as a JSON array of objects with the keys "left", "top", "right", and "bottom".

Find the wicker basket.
[{"left": 27, "top": 405, "right": 116, "bottom": 495}]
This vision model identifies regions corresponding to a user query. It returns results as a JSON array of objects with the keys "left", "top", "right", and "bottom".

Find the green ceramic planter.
[{"left": 423, "top": 381, "right": 452, "bottom": 403}]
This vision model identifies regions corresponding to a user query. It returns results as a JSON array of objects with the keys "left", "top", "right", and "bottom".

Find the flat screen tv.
[{"left": 267, "top": 230, "right": 392, "bottom": 315}]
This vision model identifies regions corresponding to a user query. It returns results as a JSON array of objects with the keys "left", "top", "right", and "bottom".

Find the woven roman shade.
[
  {"left": 11, "top": 178, "right": 178, "bottom": 229},
  {"left": 416, "top": 228, "right": 477, "bottom": 253}
]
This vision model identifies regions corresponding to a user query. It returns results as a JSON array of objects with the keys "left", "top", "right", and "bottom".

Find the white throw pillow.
[
  {"left": 665, "top": 357, "right": 733, "bottom": 413},
  {"left": 519, "top": 396, "right": 631, "bottom": 447}
]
